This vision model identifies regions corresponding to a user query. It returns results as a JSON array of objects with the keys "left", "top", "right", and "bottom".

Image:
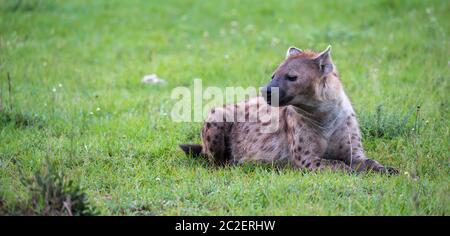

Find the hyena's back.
[{"left": 180, "top": 97, "right": 291, "bottom": 165}]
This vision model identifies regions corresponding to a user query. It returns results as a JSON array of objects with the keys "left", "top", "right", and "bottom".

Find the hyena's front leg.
[
  {"left": 350, "top": 146, "right": 399, "bottom": 175},
  {"left": 335, "top": 125, "right": 398, "bottom": 174},
  {"left": 350, "top": 157, "right": 399, "bottom": 175}
]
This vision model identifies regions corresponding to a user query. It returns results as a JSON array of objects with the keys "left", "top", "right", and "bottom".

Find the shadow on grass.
[{"left": 180, "top": 150, "right": 298, "bottom": 175}]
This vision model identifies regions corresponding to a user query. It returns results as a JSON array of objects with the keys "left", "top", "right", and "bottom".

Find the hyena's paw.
[{"left": 360, "top": 159, "right": 399, "bottom": 175}]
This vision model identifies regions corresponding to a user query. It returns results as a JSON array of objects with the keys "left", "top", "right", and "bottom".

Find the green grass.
[{"left": 0, "top": 0, "right": 449, "bottom": 215}]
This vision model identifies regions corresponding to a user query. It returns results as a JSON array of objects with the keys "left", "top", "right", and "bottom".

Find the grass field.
[{"left": 0, "top": 0, "right": 449, "bottom": 215}]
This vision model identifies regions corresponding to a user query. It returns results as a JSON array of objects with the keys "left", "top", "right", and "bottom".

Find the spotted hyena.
[{"left": 180, "top": 45, "right": 398, "bottom": 174}]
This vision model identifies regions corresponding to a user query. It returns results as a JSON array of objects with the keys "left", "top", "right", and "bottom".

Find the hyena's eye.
[{"left": 285, "top": 75, "right": 298, "bottom": 81}]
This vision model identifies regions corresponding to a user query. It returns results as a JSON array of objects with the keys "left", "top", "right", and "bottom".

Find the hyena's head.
[{"left": 262, "top": 45, "right": 342, "bottom": 107}]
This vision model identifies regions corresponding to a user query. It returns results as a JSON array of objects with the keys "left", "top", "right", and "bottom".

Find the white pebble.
[{"left": 142, "top": 74, "right": 167, "bottom": 85}]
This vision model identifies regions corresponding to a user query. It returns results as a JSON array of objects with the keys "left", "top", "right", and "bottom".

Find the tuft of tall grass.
[
  {"left": 0, "top": 0, "right": 54, "bottom": 12},
  {"left": 0, "top": 111, "right": 45, "bottom": 129},
  {"left": 1, "top": 160, "right": 98, "bottom": 216},
  {"left": 359, "top": 105, "right": 419, "bottom": 140}
]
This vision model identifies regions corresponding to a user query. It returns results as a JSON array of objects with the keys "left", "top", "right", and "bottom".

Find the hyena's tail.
[{"left": 179, "top": 144, "right": 203, "bottom": 157}]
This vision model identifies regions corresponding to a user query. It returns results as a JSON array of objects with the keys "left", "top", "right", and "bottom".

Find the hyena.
[{"left": 180, "top": 45, "right": 398, "bottom": 174}]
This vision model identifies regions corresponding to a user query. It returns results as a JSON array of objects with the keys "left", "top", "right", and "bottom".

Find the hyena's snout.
[
  {"left": 261, "top": 86, "right": 272, "bottom": 105},
  {"left": 261, "top": 80, "right": 285, "bottom": 106}
]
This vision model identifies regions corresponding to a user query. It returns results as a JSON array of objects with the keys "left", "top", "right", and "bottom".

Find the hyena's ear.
[
  {"left": 314, "top": 45, "right": 334, "bottom": 75},
  {"left": 286, "top": 46, "right": 303, "bottom": 58}
]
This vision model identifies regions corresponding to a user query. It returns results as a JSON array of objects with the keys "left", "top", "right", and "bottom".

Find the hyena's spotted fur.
[{"left": 180, "top": 46, "right": 398, "bottom": 174}]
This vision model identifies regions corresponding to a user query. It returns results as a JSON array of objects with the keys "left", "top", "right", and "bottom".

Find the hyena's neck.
[{"left": 292, "top": 90, "right": 354, "bottom": 137}]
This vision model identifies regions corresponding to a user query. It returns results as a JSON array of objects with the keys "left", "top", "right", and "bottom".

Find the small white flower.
[
  {"left": 156, "top": 177, "right": 161, "bottom": 181},
  {"left": 89, "top": 111, "right": 94, "bottom": 115},
  {"left": 271, "top": 37, "right": 280, "bottom": 47},
  {"left": 52, "top": 88, "right": 56, "bottom": 92},
  {"left": 96, "top": 107, "right": 101, "bottom": 111},
  {"left": 244, "top": 24, "right": 255, "bottom": 32},
  {"left": 58, "top": 83, "right": 62, "bottom": 88}
]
